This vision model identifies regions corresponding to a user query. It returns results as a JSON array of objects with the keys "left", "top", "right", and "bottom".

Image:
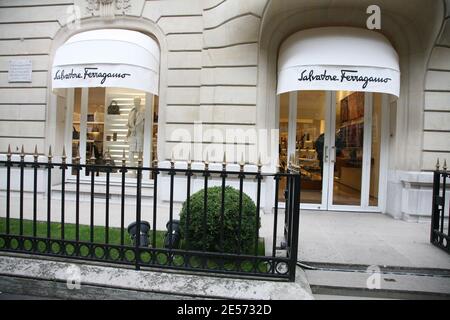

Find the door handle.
[
  {"left": 324, "top": 146, "right": 328, "bottom": 162},
  {"left": 331, "top": 146, "right": 336, "bottom": 163}
]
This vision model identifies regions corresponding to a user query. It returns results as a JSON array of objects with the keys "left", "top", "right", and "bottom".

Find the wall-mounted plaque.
[{"left": 8, "top": 59, "right": 32, "bottom": 83}]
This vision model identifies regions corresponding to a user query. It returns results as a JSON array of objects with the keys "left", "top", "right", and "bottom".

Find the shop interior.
[
  {"left": 279, "top": 90, "right": 381, "bottom": 208},
  {"left": 71, "top": 87, "right": 159, "bottom": 177}
]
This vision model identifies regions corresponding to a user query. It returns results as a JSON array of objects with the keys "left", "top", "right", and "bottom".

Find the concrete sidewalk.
[{"left": 297, "top": 210, "right": 449, "bottom": 270}]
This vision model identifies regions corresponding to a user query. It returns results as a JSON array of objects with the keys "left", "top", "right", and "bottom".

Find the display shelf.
[
  {"left": 73, "top": 122, "right": 105, "bottom": 125},
  {"left": 339, "top": 117, "right": 364, "bottom": 128},
  {"left": 73, "top": 139, "right": 102, "bottom": 143},
  {"left": 71, "top": 90, "right": 159, "bottom": 172}
]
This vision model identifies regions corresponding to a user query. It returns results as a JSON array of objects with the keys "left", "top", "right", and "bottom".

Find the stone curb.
[{"left": 0, "top": 255, "right": 314, "bottom": 300}]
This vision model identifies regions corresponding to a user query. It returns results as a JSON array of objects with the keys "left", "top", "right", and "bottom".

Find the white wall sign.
[{"left": 8, "top": 60, "right": 32, "bottom": 83}]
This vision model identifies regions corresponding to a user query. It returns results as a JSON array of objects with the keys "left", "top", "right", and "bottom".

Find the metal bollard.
[
  {"left": 127, "top": 221, "right": 151, "bottom": 247},
  {"left": 164, "top": 220, "right": 181, "bottom": 249}
]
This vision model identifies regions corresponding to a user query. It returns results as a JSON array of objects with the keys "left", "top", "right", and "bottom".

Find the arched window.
[
  {"left": 277, "top": 27, "right": 399, "bottom": 210},
  {"left": 52, "top": 29, "right": 160, "bottom": 179}
]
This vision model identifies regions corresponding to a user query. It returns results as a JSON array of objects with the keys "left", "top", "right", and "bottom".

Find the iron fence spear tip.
[
  {"left": 222, "top": 152, "right": 227, "bottom": 170},
  {"left": 7, "top": 144, "right": 12, "bottom": 161},
  {"left": 203, "top": 152, "right": 209, "bottom": 171},
  {"left": 436, "top": 158, "right": 440, "bottom": 170},
  {"left": 89, "top": 144, "right": 96, "bottom": 163},
  {"left": 138, "top": 151, "right": 143, "bottom": 167},
  {"left": 186, "top": 150, "right": 192, "bottom": 170},
  {"left": 48, "top": 145, "right": 53, "bottom": 162},
  {"left": 170, "top": 151, "right": 175, "bottom": 168},
  {"left": 34, "top": 145, "right": 39, "bottom": 162},
  {"left": 105, "top": 149, "right": 111, "bottom": 163}
]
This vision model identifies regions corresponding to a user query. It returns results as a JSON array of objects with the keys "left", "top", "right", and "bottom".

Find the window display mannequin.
[{"left": 127, "top": 97, "right": 145, "bottom": 171}]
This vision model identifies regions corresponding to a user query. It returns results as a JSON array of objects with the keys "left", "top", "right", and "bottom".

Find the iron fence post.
[
  {"left": 5, "top": 145, "right": 11, "bottom": 236},
  {"left": 431, "top": 169, "right": 441, "bottom": 243},
  {"left": 168, "top": 153, "right": 175, "bottom": 265},
  {"left": 288, "top": 173, "right": 301, "bottom": 282},
  {"left": 135, "top": 153, "right": 143, "bottom": 270},
  {"left": 19, "top": 145, "right": 25, "bottom": 239}
]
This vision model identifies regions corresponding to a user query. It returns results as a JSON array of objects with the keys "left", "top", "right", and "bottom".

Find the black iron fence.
[
  {"left": 431, "top": 160, "right": 450, "bottom": 253},
  {"left": 0, "top": 146, "right": 301, "bottom": 281}
]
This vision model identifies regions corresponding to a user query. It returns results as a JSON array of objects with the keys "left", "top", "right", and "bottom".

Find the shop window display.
[
  {"left": 332, "top": 91, "right": 365, "bottom": 206},
  {"left": 71, "top": 87, "right": 158, "bottom": 177},
  {"left": 278, "top": 90, "right": 383, "bottom": 209}
]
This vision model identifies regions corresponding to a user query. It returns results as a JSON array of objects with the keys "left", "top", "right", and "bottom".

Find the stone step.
[
  {"left": 305, "top": 269, "right": 450, "bottom": 300},
  {"left": 314, "top": 294, "right": 396, "bottom": 300},
  {"left": 51, "top": 181, "right": 155, "bottom": 199},
  {"left": 0, "top": 256, "right": 314, "bottom": 300}
]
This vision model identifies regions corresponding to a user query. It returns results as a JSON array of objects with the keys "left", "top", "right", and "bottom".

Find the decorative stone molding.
[{"left": 86, "top": 0, "right": 131, "bottom": 18}]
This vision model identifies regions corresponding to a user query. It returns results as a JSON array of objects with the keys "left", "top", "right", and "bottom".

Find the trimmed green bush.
[{"left": 179, "top": 186, "right": 259, "bottom": 254}]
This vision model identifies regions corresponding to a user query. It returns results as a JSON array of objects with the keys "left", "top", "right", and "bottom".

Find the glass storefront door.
[
  {"left": 329, "top": 91, "right": 365, "bottom": 208},
  {"left": 279, "top": 91, "right": 330, "bottom": 206},
  {"left": 279, "top": 90, "right": 387, "bottom": 211}
]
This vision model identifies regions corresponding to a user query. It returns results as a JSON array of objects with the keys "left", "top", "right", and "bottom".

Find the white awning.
[
  {"left": 52, "top": 29, "right": 160, "bottom": 95},
  {"left": 277, "top": 27, "right": 400, "bottom": 97}
]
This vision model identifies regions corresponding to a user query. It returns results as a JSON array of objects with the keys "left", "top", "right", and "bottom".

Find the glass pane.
[
  {"left": 71, "top": 88, "right": 82, "bottom": 175},
  {"left": 72, "top": 88, "right": 82, "bottom": 151},
  {"left": 71, "top": 87, "right": 160, "bottom": 178},
  {"left": 278, "top": 93, "right": 289, "bottom": 201},
  {"left": 296, "top": 91, "right": 326, "bottom": 204},
  {"left": 86, "top": 87, "right": 106, "bottom": 172},
  {"left": 152, "top": 95, "right": 159, "bottom": 164},
  {"left": 104, "top": 88, "right": 147, "bottom": 176},
  {"left": 332, "top": 91, "right": 364, "bottom": 206},
  {"left": 369, "top": 93, "right": 382, "bottom": 206}
]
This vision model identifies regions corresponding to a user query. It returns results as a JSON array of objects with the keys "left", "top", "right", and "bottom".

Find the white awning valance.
[
  {"left": 52, "top": 29, "right": 160, "bottom": 95},
  {"left": 277, "top": 27, "right": 400, "bottom": 97}
]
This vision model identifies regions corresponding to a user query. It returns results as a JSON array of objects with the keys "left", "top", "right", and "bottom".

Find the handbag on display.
[
  {"left": 72, "top": 126, "right": 80, "bottom": 139},
  {"left": 108, "top": 100, "right": 120, "bottom": 115}
]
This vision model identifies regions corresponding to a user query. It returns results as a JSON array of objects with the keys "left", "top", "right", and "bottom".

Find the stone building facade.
[{"left": 0, "top": 0, "right": 449, "bottom": 222}]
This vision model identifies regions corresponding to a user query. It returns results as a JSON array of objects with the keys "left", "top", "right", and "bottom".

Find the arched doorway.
[
  {"left": 51, "top": 29, "right": 160, "bottom": 180},
  {"left": 277, "top": 27, "right": 399, "bottom": 211}
]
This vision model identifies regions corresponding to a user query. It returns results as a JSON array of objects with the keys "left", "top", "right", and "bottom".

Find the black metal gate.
[{"left": 0, "top": 146, "right": 302, "bottom": 281}]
